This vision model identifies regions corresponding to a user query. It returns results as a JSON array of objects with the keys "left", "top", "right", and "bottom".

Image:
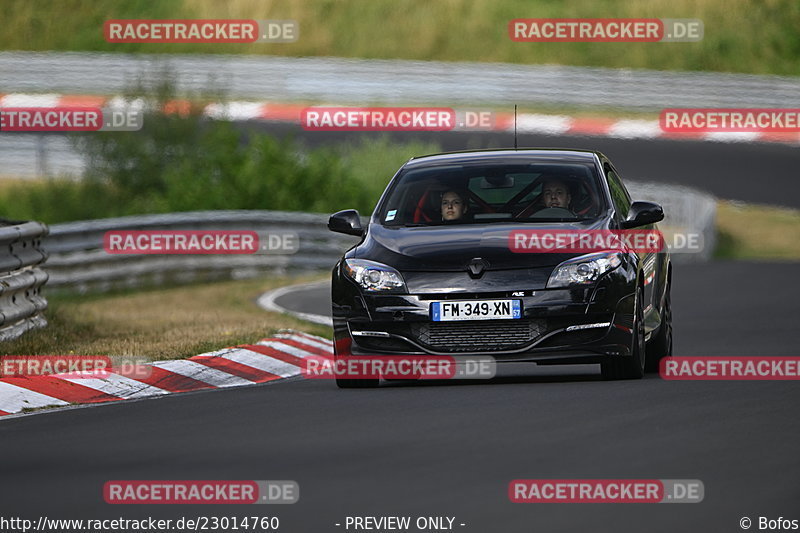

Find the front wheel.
[
  {"left": 336, "top": 377, "right": 380, "bottom": 388},
  {"left": 645, "top": 280, "right": 672, "bottom": 373},
  {"left": 334, "top": 354, "right": 380, "bottom": 388},
  {"left": 602, "top": 287, "right": 646, "bottom": 380}
]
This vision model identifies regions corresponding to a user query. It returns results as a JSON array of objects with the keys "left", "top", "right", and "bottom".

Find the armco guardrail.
[
  {"left": 43, "top": 210, "right": 363, "bottom": 293},
  {"left": 627, "top": 182, "right": 716, "bottom": 263},
  {"left": 43, "top": 183, "right": 714, "bottom": 293},
  {"left": 2, "top": 51, "right": 799, "bottom": 110},
  {"left": 0, "top": 220, "right": 49, "bottom": 341}
]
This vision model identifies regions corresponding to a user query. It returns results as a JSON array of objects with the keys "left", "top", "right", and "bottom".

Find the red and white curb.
[
  {"left": 0, "top": 331, "right": 332, "bottom": 418},
  {"left": 1, "top": 93, "right": 798, "bottom": 146}
]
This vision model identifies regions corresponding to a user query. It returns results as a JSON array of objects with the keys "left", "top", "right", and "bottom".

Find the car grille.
[{"left": 409, "top": 319, "right": 547, "bottom": 352}]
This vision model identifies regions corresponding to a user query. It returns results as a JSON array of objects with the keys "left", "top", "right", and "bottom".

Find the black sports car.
[{"left": 328, "top": 149, "right": 672, "bottom": 387}]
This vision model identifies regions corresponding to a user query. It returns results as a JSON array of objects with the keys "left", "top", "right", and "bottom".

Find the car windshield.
[{"left": 378, "top": 161, "right": 606, "bottom": 226}]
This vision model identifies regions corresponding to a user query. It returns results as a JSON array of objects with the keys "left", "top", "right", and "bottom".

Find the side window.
[{"left": 604, "top": 163, "right": 631, "bottom": 219}]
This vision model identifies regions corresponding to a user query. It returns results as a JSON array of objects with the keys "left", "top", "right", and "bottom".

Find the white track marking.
[
  {"left": 273, "top": 333, "right": 333, "bottom": 352},
  {"left": 704, "top": 131, "right": 761, "bottom": 143},
  {"left": 150, "top": 360, "right": 255, "bottom": 387},
  {"left": 608, "top": 119, "right": 662, "bottom": 139},
  {"left": 61, "top": 374, "right": 168, "bottom": 400},
  {"left": 204, "top": 101, "right": 264, "bottom": 120},
  {"left": 256, "top": 341, "right": 319, "bottom": 359},
  {"left": 1, "top": 93, "right": 61, "bottom": 107},
  {"left": 0, "top": 381, "right": 69, "bottom": 413},
  {"left": 515, "top": 114, "right": 572, "bottom": 134},
  {"left": 221, "top": 348, "right": 301, "bottom": 378}
]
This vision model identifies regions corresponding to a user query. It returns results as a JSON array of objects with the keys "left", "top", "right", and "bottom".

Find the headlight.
[
  {"left": 547, "top": 252, "right": 623, "bottom": 288},
  {"left": 343, "top": 259, "right": 406, "bottom": 292}
]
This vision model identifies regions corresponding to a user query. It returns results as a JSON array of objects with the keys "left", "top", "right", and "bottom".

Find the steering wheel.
[{"left": 530, "top": 207, "right": 575, "bottom": 218}]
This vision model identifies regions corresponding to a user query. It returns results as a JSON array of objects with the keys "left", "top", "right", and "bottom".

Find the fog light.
[
  {"left": 351, "top": 330, "right": 391, "bottom": 337},
  {"left": 565, "top": 322, "right": 611, "bottom": 332}
]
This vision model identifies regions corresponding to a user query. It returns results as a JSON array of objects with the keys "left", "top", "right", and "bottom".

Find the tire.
[
  {"left": 645, "top": 280, "right": 672, "bottom": 373},
  {"left": 333, "top": 354, "right": 380, "bottom": 388},
  {"left": 602, "top": 287, "right": 646, "bottom": 380},
  {"left": 336, "top": 377, "right": 380, "bottom": 388}
]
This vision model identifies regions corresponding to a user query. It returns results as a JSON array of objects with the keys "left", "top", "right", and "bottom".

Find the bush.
[
  {"left": 0, "top": 73, "right": 442, "bottom": 223},
  {"left": 0, "top": 115, "right": 440, "bottom": 223}
]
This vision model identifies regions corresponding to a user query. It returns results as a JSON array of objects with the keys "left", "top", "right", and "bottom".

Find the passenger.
[{"left": 441, "top": 190, "right": 469, "bottom": 222}]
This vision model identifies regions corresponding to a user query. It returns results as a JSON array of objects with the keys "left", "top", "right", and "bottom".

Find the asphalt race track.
[
  {"left": 245, "top": 122, "right": 800, "bottom": 208},
  {"left": 1, "top": 135, "right": 799, "bottom": 532}
]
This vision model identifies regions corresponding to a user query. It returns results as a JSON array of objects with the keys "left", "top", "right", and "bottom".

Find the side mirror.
[
  {"left": 620, "top": 201, "right": 664, "bottom": 229},
  {"left": 328, "top": 209, "right": 364, "bottom": 236}
]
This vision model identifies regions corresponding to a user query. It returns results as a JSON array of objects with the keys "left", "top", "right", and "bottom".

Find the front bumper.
[{"left": 332, "top": 267, "right": 638, "bottom": 364}]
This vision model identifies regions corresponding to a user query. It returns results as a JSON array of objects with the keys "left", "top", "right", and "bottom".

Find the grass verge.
[
  {"left": 0, "top": 274, "right": 332, "bottom": 360},
  {"left": 715, "top": 201, "right": 800, "bottom": 260},
  {"left": 2, "top": 0, "right": 799, "bottom": 76}
]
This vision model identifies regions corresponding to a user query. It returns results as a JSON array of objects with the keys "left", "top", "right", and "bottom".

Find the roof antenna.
[{"left": 514, "top": 104, "right": 518, "bottom": 150}]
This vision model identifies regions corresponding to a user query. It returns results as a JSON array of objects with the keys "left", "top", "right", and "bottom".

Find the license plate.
[{"left": 431, "top": 299, "right": 522, "bottom": 322}]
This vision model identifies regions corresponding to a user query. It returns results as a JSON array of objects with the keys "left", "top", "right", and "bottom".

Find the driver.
[{"left": 541, "top": 179, "right": 572, "bottom": 211}]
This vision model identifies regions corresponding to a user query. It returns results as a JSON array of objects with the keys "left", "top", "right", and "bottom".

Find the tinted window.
[
  {"left": 378, "top": 162, "right": 605, "bottom": 226},
  {"left": 604, "top": 163, "right": 631, "bottom": 219}
]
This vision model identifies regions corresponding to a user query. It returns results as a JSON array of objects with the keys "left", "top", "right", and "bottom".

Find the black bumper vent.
[{"left": 410, "top": 319, "right": 547, "bottom": 352}]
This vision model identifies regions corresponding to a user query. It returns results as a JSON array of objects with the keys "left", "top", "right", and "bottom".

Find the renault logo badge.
[{"left": 467, "top": 258, "right": 490, "bottom": 278}]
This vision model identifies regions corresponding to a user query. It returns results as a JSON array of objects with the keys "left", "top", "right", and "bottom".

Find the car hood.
[{"left": 354, "top": 219, "right": 610, "bottom": 272}]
